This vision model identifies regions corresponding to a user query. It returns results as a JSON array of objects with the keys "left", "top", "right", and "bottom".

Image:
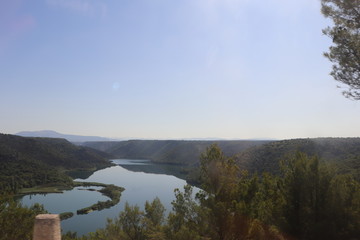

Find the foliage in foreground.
[
  {"left": 63, "top": 145, "right": 360, "bottom": 240},
  {"left": 0, "top": 196, "right": 47, "bottom": 240},
  {"left": 321, "top": 0, "right": 360, "bottom": 100},
  {"left": 1, "top": 145, "right": 359, "bottom": 239}
]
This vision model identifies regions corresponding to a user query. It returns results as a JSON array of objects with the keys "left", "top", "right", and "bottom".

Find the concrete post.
[{"left": 33, "top": 214, "right": 61, "bottom": 240}]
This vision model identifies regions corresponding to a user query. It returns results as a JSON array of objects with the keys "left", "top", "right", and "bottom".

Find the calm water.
[{"left": 21, "top": 159, "right": 196, "bottom": 236}]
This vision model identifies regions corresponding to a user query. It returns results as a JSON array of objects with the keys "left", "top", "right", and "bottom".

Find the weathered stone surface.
[{"left": 33, "top": 214, "right": 61, "bottom": 240}]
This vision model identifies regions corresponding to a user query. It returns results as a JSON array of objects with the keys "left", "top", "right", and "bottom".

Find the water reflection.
[
  {"left": 112, "top": 159, "right": 151, "bottom": 165},
  {"left": 113, "top": 159, "right": 189, "bottom": 181},
  {"left": 22, "top": 159, "right": 198, "bottom": 236},
  {"left": 21, "top": 187, "right": 108, "bottom": 214}
]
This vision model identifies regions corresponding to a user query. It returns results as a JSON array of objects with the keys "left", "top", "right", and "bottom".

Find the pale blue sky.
[{"left": 0, "top": 0, "right": 359, "bottom": 139}]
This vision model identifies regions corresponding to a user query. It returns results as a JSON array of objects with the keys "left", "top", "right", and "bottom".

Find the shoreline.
[{"left": 17, "top": 181, "right": 125, "bottom": 221}]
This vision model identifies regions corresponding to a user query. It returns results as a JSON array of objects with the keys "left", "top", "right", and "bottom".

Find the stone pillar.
[{"left": 33, "top": 214, "right": 61, "bottom": 240}]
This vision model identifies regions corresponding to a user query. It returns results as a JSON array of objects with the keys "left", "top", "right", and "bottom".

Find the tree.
[
  {"left": 199, "top": 144, "right": 241, "bottom": 240},
  {"left": 144, "top": 198, "right": 166, "bottom": 240},
  {"left": 166, "top": 185, "right": 205, "bottom": 240},
  {"left": 280, "top": 152, "right": 360, "bottom": 240},
  {"left": 144, "top": 197, "right": 165, "bottom": 227},
  {"left": 119, "top": 202, "right": 145, "bottom": 240},
  {"left": 321, "top": 0, "right": 360, "bottom": 99},
  {"left": 280, "top": 152, "right": 326, "bottom": 238},
  {"left": 200, "top": 144, "right": 239, "bottom": 200},
  {"left": 0, "top": 195, "right": 47, "bottom": 240}
]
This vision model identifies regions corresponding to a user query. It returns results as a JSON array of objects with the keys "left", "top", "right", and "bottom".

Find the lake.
[{"left": 21, "top": 159, "right": 198, "bottom": 236}]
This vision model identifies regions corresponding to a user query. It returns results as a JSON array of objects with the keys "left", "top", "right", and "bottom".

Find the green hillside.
[
  {"left": 83, "top": 140, "right": 272, "bottom": 165},
  {"left": 0, "top": 133, "right": 113, "bottom": 192},
  {"left": 237, "top": 138, "right": 360, "bottom": 178},
  {"left": 83, "top": 138, "right": 360, "bottom": 181}
]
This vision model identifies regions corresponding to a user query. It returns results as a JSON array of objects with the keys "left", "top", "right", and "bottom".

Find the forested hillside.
[
  {"left": 62, "top": 145, "right": 360, "bottom": 240},
  {"left": 84, "top": 138, "right": 360, "bottom": 180},
  {"left": 237, "top": 138, "right": 360, "bottom": 178},
  {"left": 83, "top": 140, "right": 271, "bottom": 165},
  {"left": 0, "top": 133, "right": 113, "bottom": 192}
]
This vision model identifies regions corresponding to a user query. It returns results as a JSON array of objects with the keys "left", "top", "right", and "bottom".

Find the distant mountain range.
[
  {"left": 16, "top": 130, "right": 114, "bottom": 143},
  {"left": 15, "top": 130, "right": 276, "bottom": 142}
]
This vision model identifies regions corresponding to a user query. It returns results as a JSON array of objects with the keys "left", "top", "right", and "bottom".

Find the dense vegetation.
[
  {"left": 84, "top": 138, "right": 360, "bottom": 174},
  {"left": 0, "top": 182, "right": 124, "bottom": 239},
  {"left": 62, "top": 144, "right": 360, "bottom": 240},
  {"left": 236, "top": 138, "right": 360, "bottom": 179},
  {"left": 1, "top": 135, "right": 360, "bottom": 239},
  {"left": 83, "top": 140, "right": 272, "bottom": 165},
  {"left": 0, "top": 133, "right": 113, "bottom": 192},
  {"left": 1, "top": 142, "right": 359, "bottom": 239},
  {"left": 76, "top": 183, "right": 124, "bottom": 215},
  {"left": 0, "top": 196, "right": 47, "bottom": 240},
  {"left": 85, "top": 138, "right": 360, "bottom": 185}
]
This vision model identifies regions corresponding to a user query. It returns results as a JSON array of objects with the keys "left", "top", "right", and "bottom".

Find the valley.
[{"left": 1, "top": 132, "right": 360, "bottom": 239}]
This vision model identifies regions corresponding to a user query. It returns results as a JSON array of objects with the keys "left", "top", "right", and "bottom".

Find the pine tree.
[{"left": 321, "top": 0, "right": 360, "bottom": 99}]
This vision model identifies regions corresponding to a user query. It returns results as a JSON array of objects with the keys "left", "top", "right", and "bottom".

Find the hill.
[
  {"left": 0, "top": 133, "right": 113, "bottom": 192},
  {"left": 84, "top": 138, "right": 360, "bottom": 182},
  {"left": 83, "top": 140, "right": 272, "bottom": 165},
  {"left": 236, "top": 138, "right": 360, "bottom": 178},
  {"left": 16, "top": 130, "right": 113, "bottom": 143}
]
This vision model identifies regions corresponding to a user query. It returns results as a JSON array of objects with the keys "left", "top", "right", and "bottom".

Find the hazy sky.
[{"left": 1, "top": 0, "right": 359, "bottom": 140}]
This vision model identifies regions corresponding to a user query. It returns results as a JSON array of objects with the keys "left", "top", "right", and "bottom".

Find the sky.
[{"left": 0, "top": 0, "right": 359, "bottom": 140}]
